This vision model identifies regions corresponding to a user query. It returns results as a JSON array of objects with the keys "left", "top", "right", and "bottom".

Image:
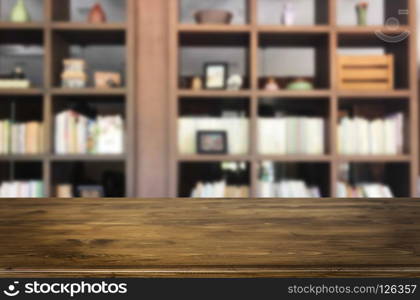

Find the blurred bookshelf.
[
  {"left": 0, "top": 0, "right": 135, "bottom": 197},
  {"left": 169, "top": 0, "right": 418, "bottom": 198}
]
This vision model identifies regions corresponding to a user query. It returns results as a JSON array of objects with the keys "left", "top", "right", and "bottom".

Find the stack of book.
[
  {"left": 259, "top": 180, "right": 321, "bottom": 198},
  {"left": 258, "top": 116, "right": 325, "bottom": 155},
  {"left": 55, "top": 110, "right": 124, "bottom": 154},
  {"left": 0, "top": 67, "right": 31, "bottom": 89},
  {"left": 0, "top": 120, "right": 44, "bottom": 154},
  {"left": 337, "top": 181, "right": 394, "bottom": 198},
  {"left": 190, "top": 181, "right": 250, "bottom": 198},
  {"left": 178, "top": 117, "right": 249, "bottom": 154},
  {"left": 0, "top": 181, "right": 44, "bottom": 198},
  {"left": 338, "top": 113, "right": 404, "bottom": 155},
  {"left": 0, "top": 79, "right": 30, "bottom": 89}
]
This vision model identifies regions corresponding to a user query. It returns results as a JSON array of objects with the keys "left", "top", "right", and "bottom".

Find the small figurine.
[
  {"left": 191, "top": 76, "right": 203, "bottom": 90},
  {"left": 281, "top": 3, "right": 295, "bottom": 26},
  {"left": 88, "top": 3, "right": 107, "bottom": 24},
  {"left": 356, "top": 2, "right": 368, "bottom": 26},
  {"left": 12, "top": 66, "right": 26, "bottom": 79},
  {"left": 10, "top": 0, "right": 31, "bottom": 23},
  {"left": 227, "top": 74, "right": 243, "bottom": 90},
  {"left": 264, "top": 77, "right": 280, "bottom": 91}
]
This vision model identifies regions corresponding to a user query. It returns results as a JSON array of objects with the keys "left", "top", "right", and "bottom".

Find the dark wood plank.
[
  {"left": 1, "top": 198, "right": 420, "bottom": 277},
  {"left": 52, "top": 22, "right": 126, "bottom": 30}
]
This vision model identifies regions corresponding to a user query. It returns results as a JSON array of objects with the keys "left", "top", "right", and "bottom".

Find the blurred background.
[{"left": 0, "top": 0, "right": 418, "bottom": 198}]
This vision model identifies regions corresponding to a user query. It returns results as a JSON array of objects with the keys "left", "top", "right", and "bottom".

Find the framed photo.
[
  {"left": 197, "top": 131, "right": 228, "bottom": 154},
  {"left": 204, "top": 63, "right": 228, "bottom": 89},
  {"left": 94, "top": 72, "right": 121, "bottom": 88},
  {"left": 77, "top": 185, "right": 104, "bottom": 198}
]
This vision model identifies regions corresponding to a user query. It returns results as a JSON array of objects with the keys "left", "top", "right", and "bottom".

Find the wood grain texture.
[
  {"left": 337, "top": 55, "right": 394, "bottom": 90},
  {"left": 136, "top": 0, "right": 170, "bottom": 197},
  {"left": 1, "top": 198, "right": 420, "bottom": 278}
]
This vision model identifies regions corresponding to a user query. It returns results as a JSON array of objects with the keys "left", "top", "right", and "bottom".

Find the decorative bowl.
[
  {"left": 286, "top": 79, "right": 314, "bottom": 91},
  {"left": 194, "top": 10, "right": 233, "bottom": 25}
]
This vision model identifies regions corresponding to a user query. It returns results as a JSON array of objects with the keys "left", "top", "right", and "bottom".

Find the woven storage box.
[{"left": 337, "top": 55, "right": 394, "bottom": 90}]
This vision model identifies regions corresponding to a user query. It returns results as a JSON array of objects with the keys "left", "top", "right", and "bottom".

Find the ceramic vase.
[
  {"left": 264, "top": 78, "right": 279, "bottom": 91},
  {"left": 281, "top": 3, "right": 295, "bottom": 26},
  {"left": 88, "top": 3, "right": 107, "bottom": 23},
  {"left": 191, "top": 76, "right": 203, "bottom": 90},
  {"left": 10, "top": 0, "right": 31, "bottom": 23},
  {"left": 356, "top": 7, "right": 367, "bottom": 26}
]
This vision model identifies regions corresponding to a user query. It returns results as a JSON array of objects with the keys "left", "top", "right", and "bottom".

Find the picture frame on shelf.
[
  {"left": 197, "top": 131, "right": 228, "bottom": 155},
  {"left": 204, "top": 62, "right": 228, "bottom": 90},
  {"left": 94, "top": 72, "right": 121, "bottom": 88}
]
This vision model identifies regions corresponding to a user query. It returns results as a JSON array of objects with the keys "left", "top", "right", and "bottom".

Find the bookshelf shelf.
[
  {"left": 337, "top": 90, "right": 411, "bottom": 98},
  {"left": 50, "top": 155, "right": 126, "bottom": 161},
  {"left": 52, "top": 22, "right": 127, "bottom": 31},
  {"left": 0, "top": 155, "right": 45, "bottom": 161},
  {"left": 0, "top": 0, "right": 135, "bottom": 198},
  {"left": 258, "top": 25, "right": 331, "bottom": 33},
  {"left": 0, "top": 22, "right": 44, "bottom": 30},
  {"left": 170, "top": 0, "right": 418, "bottom": 197},
  {"left": 336, "top": 26, "right": 411, "bottom": 34},
  {"left": 258, "top": 155, "right": 332, "bottom": 162},
  {"left": 258, "top": 90, "right": 332, "bottom": 98},
  {"left": 338, "top": 155, "right": 411, "bottom": 163},
  {"left": 178, "top": 24, "right": 251, "bottom": 33},
  {"left": 178, "top": 90, "right": 251, "bottom": 98},
  {"left": 51, "top": 88, "right": 127, "bottom": 96},
  {"left": 0, "top": 89, "right": 44, "bottom": 96},
  {"left": 177, "top": 155, "right": 252, "bottom": 162}
]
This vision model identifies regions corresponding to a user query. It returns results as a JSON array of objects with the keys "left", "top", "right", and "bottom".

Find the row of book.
[
  {"left": 0, "top": 120, "right": 44, "bottom": 154},
  {"left": 178, "top": 117, "right": 249, "bottom": 155},
  {"left": 258, "top": 180, "right": 321, "bottom": 198},
  {"left": 190, "top": 180, "right": 394, "bottom": 198},
  {"left": 338, "top": 113, "right": 404, "bottom": 155},
  {"left": 190, "top": 180, "right": 250, "bottom": 198},
  {"left": 337, "top": 181, "right": 394, "bottom": 198},
  {"left": 258, "top": 117, "right": 325, "bottom": 155},
  {"left": 55, "top": 110, "right": 124, "bottom": 154},
  {"left": 0, "top": 180, "right": 44, "bottom": 198}
]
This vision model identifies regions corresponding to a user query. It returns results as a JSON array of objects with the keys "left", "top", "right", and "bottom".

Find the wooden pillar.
[{"left": 135, "top": 0, "right": 170, "bottom": 197}]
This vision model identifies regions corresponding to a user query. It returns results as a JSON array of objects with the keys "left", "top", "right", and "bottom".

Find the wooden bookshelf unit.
[
  {"left": 0, "top": 0, "right": 135, "bottom": 197},
  {"left": 169, "top": 0, "right": 418, "bottom": 197}
]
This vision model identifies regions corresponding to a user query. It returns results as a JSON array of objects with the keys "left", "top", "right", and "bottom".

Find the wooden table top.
[{"left": 1, "top": 198, "right": 420, "bottom": 278}]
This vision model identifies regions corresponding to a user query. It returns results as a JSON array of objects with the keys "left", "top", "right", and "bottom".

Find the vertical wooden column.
[
  {"left": 249, "top": 0, "right": 258, "bottom": 197},
  {"left": 408, "top": 0, "right": 418, "bottom": 196},
  {"left": 135, "top": 0, "right": 170, "bottom": 197},
  {"left": 168, "top": 0, "right": 179, "bottom": 197},
  {"left": 43, "top": 0, "right": 53, "bottom": 196},
  {"left": 124, "top": 0, "right": 136, "bottom": 197},
  {"left": 329, "top": 0, "right": 338, "bottom": 197}
]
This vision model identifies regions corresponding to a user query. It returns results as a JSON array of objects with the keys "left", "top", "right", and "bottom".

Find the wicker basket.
[{"left": 194, "top": 10, "right": 233, "bottom": 25}]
